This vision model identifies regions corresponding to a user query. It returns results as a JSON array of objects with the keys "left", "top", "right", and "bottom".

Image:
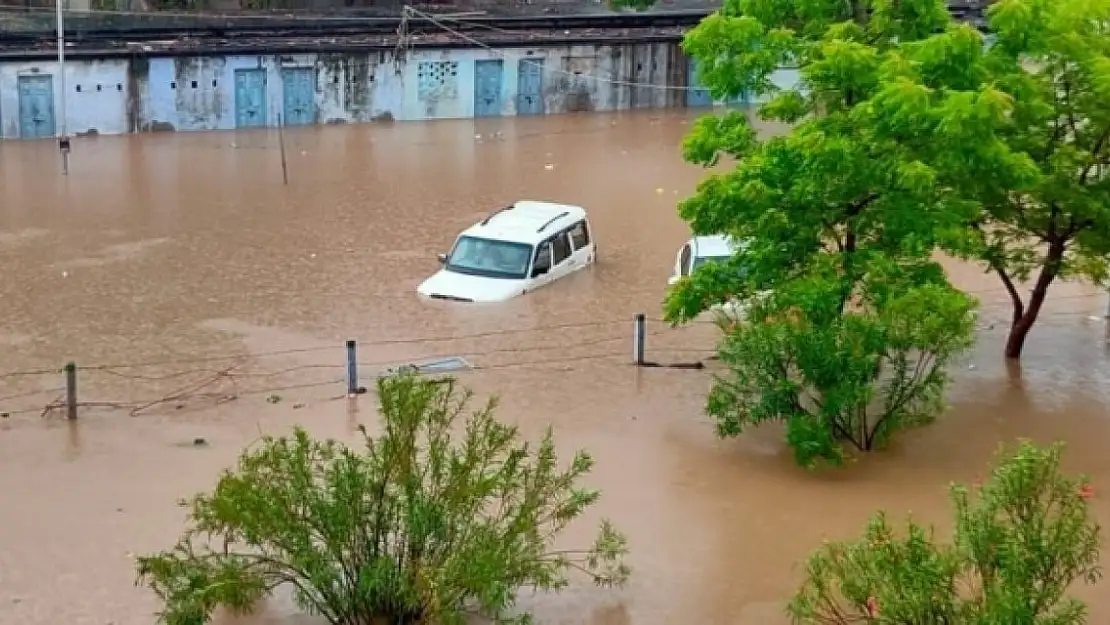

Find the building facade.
[{"left": 0, "top": 42, "right": 800, "bottom": 139}]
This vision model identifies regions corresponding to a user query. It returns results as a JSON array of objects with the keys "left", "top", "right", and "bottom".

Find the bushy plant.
[
  {"left": 789, "top": 441, "right": 1102, "bottom": 623},
  {"left": 136, "top": 373, "right": 629, "bottom": 625}
]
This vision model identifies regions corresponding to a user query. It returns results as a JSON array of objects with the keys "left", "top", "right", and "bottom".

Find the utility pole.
[{"left": 56, "top": 0, "right": 70, "bottom": 175}]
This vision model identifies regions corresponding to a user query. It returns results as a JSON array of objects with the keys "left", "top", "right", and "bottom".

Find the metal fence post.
[
  {"left": 346, "top": 340, "right": 358, "bottom": 395},
  {"left": 64, "top": 362, "right": 77, "bottom": 420},
  {"left": 633, "top": 314, "right": 645, "bottom": 366}
]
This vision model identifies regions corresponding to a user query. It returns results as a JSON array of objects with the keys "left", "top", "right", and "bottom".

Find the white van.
[
  {"left": 668, "top": 235, "right": 741, "bottom": 286},
  {"left": 668, "top": 235, "right": 760, "bottom": 317},
  {"left": 417, "top": 200, "right": 596, "bottom": 303}
]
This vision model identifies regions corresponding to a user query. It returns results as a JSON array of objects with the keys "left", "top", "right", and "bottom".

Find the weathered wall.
[
  {"left": 0, "top": 42, "right": 804, "bottom": 138},
  {"left": 399, "top": 42, "right": 686, "bottom": 120},
  {"left": 0, "top": 59, "right": 132, "bottom": 139}
]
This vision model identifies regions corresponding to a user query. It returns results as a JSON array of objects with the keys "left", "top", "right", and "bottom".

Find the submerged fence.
[{"left": 0, "top": 314, "right": 718, "bottom": 421}]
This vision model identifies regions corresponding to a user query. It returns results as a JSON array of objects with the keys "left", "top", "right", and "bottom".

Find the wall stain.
[{"left": 127, "top": 54, "right": 148, "bottom": 132}]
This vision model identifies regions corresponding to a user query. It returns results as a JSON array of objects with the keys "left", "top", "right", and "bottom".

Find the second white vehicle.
[
  {"left": 668, "top": 234, "right": 761, "bottom": 318},
  {"left": 417, "top": 200, "right": 596, "bottom": 303},
  {"left": 668, "top": 235, "right": 742, "bottom": 286}
]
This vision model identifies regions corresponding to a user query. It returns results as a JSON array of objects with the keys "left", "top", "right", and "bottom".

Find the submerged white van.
[
  {"left": 668, "top": 234, "right": 761, "bottom": 317},
  {"left": 417, "top": 200, "right": 596, "bottom": 303},
  {"left": 668, "top": 235, "right": 742, "bottom": 286}
]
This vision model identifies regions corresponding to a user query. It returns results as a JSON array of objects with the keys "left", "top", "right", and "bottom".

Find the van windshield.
[{"left": 446, "top": 236, "right": 534, "bottom": 280}]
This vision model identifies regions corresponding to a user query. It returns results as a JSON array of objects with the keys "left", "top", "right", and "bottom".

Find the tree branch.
[
  {"left": 1062, "top": 73, "right": 1085, "bottom": 149},
  {"left": 1079, "top": 123, "right": 1110, "bottom": 185},
  {"left": 993, "top": 263, "right": 1025, "bottom": 327}
]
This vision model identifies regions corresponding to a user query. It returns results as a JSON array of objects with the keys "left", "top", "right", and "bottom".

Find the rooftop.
[{"left": 465, "top": 200, "right": 587, "bottom": 244}]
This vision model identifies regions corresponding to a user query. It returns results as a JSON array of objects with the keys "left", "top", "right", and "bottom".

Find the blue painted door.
[
  {"left": 685, "top": 58, "right": 713, "bottom": 108},
  {"left": 17, "top": 75, "right": 55, "bottom": 139},
  {"left": 281, "top": 67, "right": 315, "bottom": 126},
  {"left": 234, "top": 69, "right": 267, "bottom": 129},
  {"left": 473, "top": 60, "right": 504, "bottom": 117},
  {"left": 516, "top": 58, "right": 545, "bottom": 116}
]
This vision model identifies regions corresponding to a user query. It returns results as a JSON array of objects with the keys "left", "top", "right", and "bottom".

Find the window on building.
[{"left": 416, "top": 60, "right": 460, "bottom": 102}]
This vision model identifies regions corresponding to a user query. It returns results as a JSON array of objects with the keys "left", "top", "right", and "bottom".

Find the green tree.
[
  {"left": 789, "top": 441, "right": 1102, "bottom": 624},
  {"left": 135, "top": 374, "right": 629, "bottom": 625},
  {"left": 875, "top": 0, "right": 1110, "bottom": 360},
  {"left": 662, "top": 0, "right": 978, "bottom": 466}
]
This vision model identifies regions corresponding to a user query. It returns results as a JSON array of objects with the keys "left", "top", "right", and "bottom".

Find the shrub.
[
  {"left": 136, "top": 373, "right": 629, "bottom": 625},
  {"left": 788, "top": 441, "right": 1102, "bottom": 623}
]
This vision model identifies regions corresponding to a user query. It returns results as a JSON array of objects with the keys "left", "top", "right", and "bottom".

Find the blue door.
[
  {"left": 281, "top": 67, "right": 315, "bottom": 126},
  {"left": 516, "top": 58, "right": 545, "bottom": 116},
  {"left": 17, "top": 75, "right": 55, "bottom": 139},
  {"left": 234, "top": 69, "right": 267, "bottom": 129},
  {"left": 473, "top": 60, "right": 504, "bottom": 117},
  {"left": 685, "top": 58, "right": 713, "bottom": 108}
]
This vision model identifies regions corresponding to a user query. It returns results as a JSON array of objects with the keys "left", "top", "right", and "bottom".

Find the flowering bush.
[{"left": 788, "top": 441, "right": 1102, "bottom": 623}]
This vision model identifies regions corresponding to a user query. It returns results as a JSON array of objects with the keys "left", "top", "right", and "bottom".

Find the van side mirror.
[
  {"left": 436, "top": 253, "right": 447, "bottom": 264},
  {"left": 531, "top": 264, "right": 550, "bottom": 277}
]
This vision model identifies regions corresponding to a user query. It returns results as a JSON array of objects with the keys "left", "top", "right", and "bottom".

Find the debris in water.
[
  {"left": 192, "top": 437, "right": 207, "bottom": 447},
  {"left": 655, "top": 188, "right": 664, "bottom": 194},
  {"left": 61, "top": 271, "right": 69, "bottom": 278},
  {"left": 1089, "top": 315, "right": 1101, "bottom": 321},
  {"left": 267, "top": 394, "right": 282, "bottom": 404},
  {"left": 544, "top": 163, "right": 555, "bottom": 170},
  {"left": 968, "top": 364, "right": 977, "bottom": 370},
  {"left": 293, "top": 402, "right": 305, "bottom": 409},
  {"left": 475, "top": 134, "right": 482, "bottom": 140}
]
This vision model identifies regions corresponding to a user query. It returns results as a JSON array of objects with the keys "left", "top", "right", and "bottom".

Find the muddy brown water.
[{"left": 2, "top": 111, "right": 1110, "bottom": 625}]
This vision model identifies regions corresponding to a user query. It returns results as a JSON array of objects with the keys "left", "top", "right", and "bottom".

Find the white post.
[{"left": 55, "top": 0, "right": 69, "bottom": 175}]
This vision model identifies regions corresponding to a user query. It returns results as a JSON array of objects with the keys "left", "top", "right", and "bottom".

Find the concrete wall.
[
  {"left": 0, "top": 43, "right": 801, "bottom": 138},
  {"left": 0, "top": 59, "right": 133, "bottom": 138}
]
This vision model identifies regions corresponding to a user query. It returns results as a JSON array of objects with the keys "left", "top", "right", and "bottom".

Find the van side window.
[
  {"left": 679, "top": 244, "right": 693, "bottom": 276},
  {"left": 534, "top": 243, "right": 552, "bottom": 269},
  {"left": 552, "top": 232, "right": 572, "bottom": 265},
  {"left": 568, "top": 220, "right": 590, "bottom": 250}
]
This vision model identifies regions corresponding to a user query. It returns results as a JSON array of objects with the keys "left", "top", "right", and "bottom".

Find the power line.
[
  {"left": 0, "top": 387, "right": 66, "bottom": 404},
  {"left": 0, "top": 318, "right": 631, "bottom": 380}
]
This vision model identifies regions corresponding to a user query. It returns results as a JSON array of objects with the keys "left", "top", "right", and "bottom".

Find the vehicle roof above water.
[
  {"left": 459, "top": 200, "right": 588, "bottom": 245},
  {"left": 688, "top": 235, "right": 742, "bottom": 258}
]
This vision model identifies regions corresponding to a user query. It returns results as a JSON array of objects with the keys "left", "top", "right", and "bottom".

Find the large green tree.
[
  {"left": 659, "top": 0, "right": 978, "bottom": 466},
  {"left": 657, "top": 0, "right": 1110, "bottom": 361},
  {"left": 790, "top": 441, "right": 1102, "bottom": 624},
  {"left": 884, "top": 0, "right": 1110, "bottom": 359},
  {"left": 136, "top": 374, "right": 629, "bottom": 625}
]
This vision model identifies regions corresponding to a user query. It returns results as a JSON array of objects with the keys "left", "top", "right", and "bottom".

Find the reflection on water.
[{"left": 2, "top": 111, "right": 1110, "bottom": 625}]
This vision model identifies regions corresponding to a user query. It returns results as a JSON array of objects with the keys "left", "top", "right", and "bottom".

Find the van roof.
[
  {"left": 461, "top": 200, "right": 588, "bottom": 245},
  {"left": 690, "top": 235, "right": 740, "bottom": 258}
]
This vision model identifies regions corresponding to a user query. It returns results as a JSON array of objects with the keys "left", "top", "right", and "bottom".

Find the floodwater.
[{"left": 2, "top": 110, "right": 1110, "bottom": 625}]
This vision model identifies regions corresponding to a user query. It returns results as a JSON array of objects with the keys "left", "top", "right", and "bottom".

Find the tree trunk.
[{"left": 1003, "top": 242, "right": 1065, "bottom": 360}]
